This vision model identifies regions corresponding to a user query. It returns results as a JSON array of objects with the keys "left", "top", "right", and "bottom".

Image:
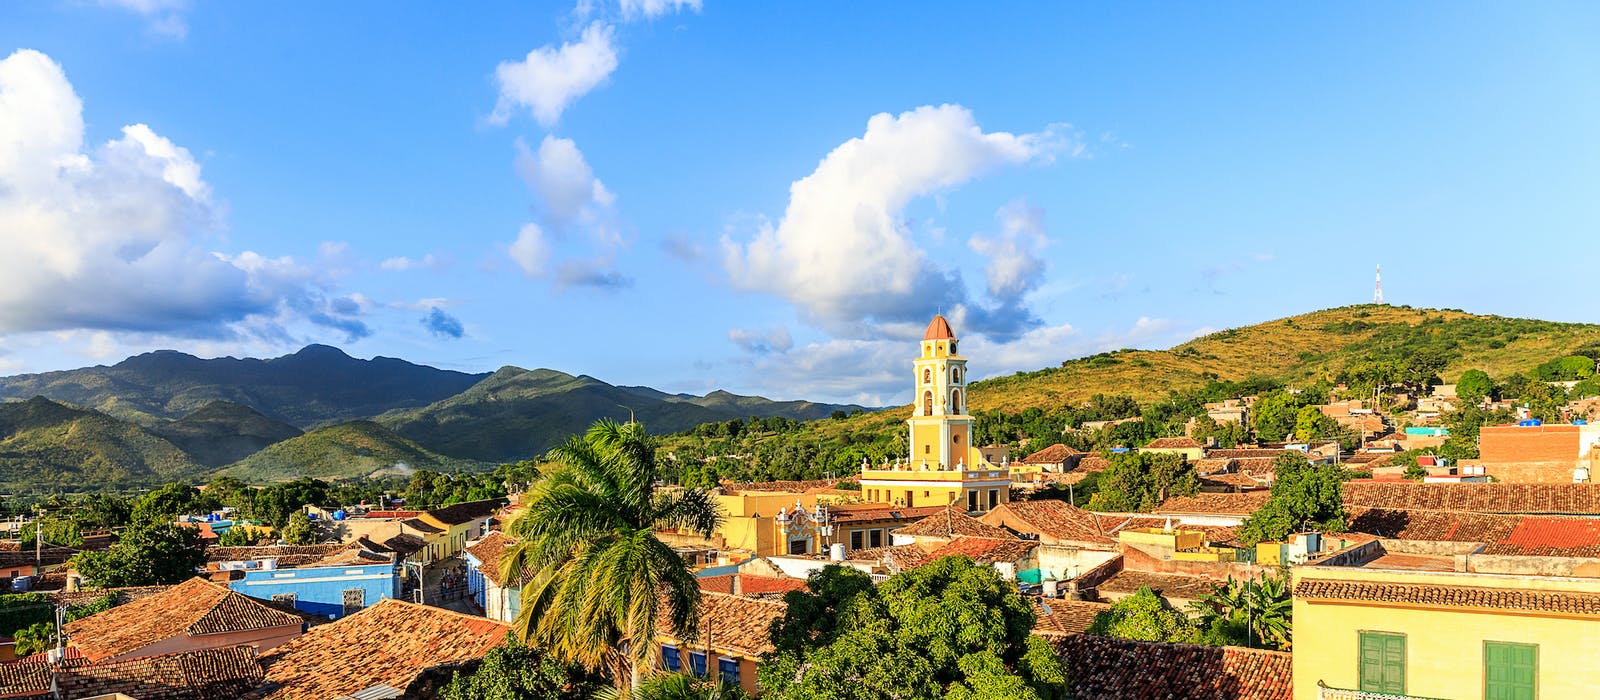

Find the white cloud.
[
  {"left": 490, "top": 22, "right": 618, "bottom": 127},
  {"left": 98, "top": 0, "right": 189, "bottom": 39},
  {"left": 722, "top": 104, "right": 1074, "bottom": 338},
  {"left": 514, "top": 135, "right": 616, "bottom": 234},
  {"left": 0, "top": 49, "right": 367, "bottom": 342},
  {"left": 380, "top": 253, "right": 445, "bottom": 271},
  {"left": 618, "top": 0, "right": 701, "bottom": 20},
  {"left": 968, "top": 198, "right": 1048, "bottom": 302},
  {"left": 728, "top": 326, "right": 793, "bottom": 355},
  {"left": 508, "top": 223, "right": 553, "bottom": 277}
]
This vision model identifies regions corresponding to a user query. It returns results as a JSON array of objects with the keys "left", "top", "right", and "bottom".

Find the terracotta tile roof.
[
  {"left": 1021, "top": 444, "right": 1082, "bottom": 464},
  {"left": 1233, "top": 457, "right": 1280, "bottom": 475},
  {"left": 1348, "top": 508, "right": 1600, "bottom": 557},
  {"left": 425, "top": 498, "right": 508, "bottom": 526},
  {"left": 926, "top": 536, "right": 1037, "bottom": 564},
  {"left": 923, "top": 314, "right": 955, "bottom": 340},
  {"left": 1095, "top": 571, "right": 1219, "bottom": 601},
  {"left": 1493, "top": 515, "right": 1600, "bottom": 557},
  {"left": 205, "top": 544, "right": 345, "bottom": 567},
  {"left": 695, "top": 574, "right": 735, "bottom": 594},
  {"left": 1155, "top": 492, "right": 1271, "bottom": 516},
  {"left": 847, "top": 544, "right": 934, "bottom": 572},
  {"left": 720, "top": 479, "right": 841, "bottom": 494},
  {"left": 361, "top": 510, "right": 423, "bottom": 519},
  {"left": 1051, "top": 634, "right": 1293, "bottom": 700},
  {"left": 1205, "top": 448, "right": 1296, "bottom": 459},
  {"left": 1029, "top": 598, "right": 1109, "bottom": 637},
  {"left": 465, "top": 532, "right": 531, "bottom": 588},
  {"left": 983, "top": 500, "right": 1114, "bottom": 545},
  {"left": 1098, "top": 516, "right": 1242, "bottom": 547},
  {"left": 64, "top": 578, "right": 303, "bottom": 661},
  {"left": 1020, "top": 471, "right": 1091, "bottom": 487},
  {"left": 1145, "top": 437, "right": 1204, "bottom": 449},
  {"left": 1199, "top": 472, "right": 1266, "bottom": 490},
  {"left": 401, "top": 517, "right": 444, "bottom": 534},
  {"left": 894, "top": 508, "right": 1018, "bottom": 540},
  {"left": 247, "top": 599, "right": 508, "bottom": 700},
  {"left": 1192, "top": 458, "right": 1236, "bottom": 475},
  {"left": 0, "top": 646, "right": 264, "bottom": 700},
  {"left": 660, "top": 592, "right": 786, "bottom": 659},
  {"left": 830, "top": 505, "right": 946, "bottom": 523},
  {"left": 694, "top": 573, "right": 806, "bottom": 597},
  {"left": 1344, "top": 483, "right": 1600, "bottom": 514},
  {"left": 1294, "top": 578, "right": 1600, "bottom": 616},
  {"left": 1077, "top": 455, "right": 1112, "bottom": 472}
]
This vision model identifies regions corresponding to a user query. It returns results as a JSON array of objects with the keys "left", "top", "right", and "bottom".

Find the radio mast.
[{"left": 1374, "top": 265, "right": 1384, "bottom": 304}]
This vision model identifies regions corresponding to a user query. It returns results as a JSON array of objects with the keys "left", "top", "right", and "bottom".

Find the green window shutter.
[
  {"left": 1486, "top": 641, "right": 1538, "bottom": 700},
  {"left": 1359, "top": 632, "right": 1406, "bottom": 694}
]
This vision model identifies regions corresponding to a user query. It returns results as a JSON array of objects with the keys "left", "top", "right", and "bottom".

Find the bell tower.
[{"left": 907, "top": 314, "right": 978, "bottom": 471}]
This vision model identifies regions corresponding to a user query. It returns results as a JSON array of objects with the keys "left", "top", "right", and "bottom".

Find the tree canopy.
[
  {"left": 1084, "top": 452, "right": 1197, "bottom": 513},
  {"left": 72, "top": 522, "right": 205, "bottom": 588},
  {"left": 1237, "top": 452, "right": 1347, "bottom": 545},
  {"left": 758, "top": 559, "right": 1066, "bottom": 700}
]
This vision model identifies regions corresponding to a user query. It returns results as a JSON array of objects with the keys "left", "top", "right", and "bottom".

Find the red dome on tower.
[{"left": 923, "top": 314, "right": 955, "bottom": 341}]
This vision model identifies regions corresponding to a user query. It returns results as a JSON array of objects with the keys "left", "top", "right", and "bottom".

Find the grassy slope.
[
  {"left": 0, "top": 396, "right": 206, "bottom": 491},
  {"left": 665, "top": 305, "right": 1600, "bottom": 456},
  {"left": 220, "top": 420, "right": 489, "bottom": 483},
  {"left": 150, "top": 400, "right": 305, "bottom": 468}
]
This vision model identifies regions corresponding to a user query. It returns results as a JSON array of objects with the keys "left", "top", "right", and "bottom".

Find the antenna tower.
[{"left": 1373, "top": 265, "right": 1384, "bottom": 304}]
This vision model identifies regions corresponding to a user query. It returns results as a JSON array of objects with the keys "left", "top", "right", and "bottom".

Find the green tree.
[
  {"left": 1250, "top": 393, "right": 1300, "bottom": 443},
  {"left": 1534, "top": 355, "right": 1598, "bottom": 381},
  {"left": 441, "top": 635, "right": 603, "bottom": 700},
  {"left": 72, "top": 522, "right": 205, "bottom": 588},
  {"left": 759, "top": 558, "right": 1066, "bottom": 700},
  {"left": 1085, "top": 452, "right": 1197, "bottom": 513},
  {"left": 1189, "top": 575, "right": 1292, "bottom": 650},
  {"left": 280, "top": 512, "right": 317, "bottom": 545},
  {"left": 132, "top": 483, "right": 216, "bottom": 524},
  {"left": 1456, "top": 369, "right": 1495, "bottom": 404},
  {"left": 73, "top": 494, "right": 132, "bottom": 530},
  {"left": 500, "top": 420, "right": 723, "bottom": 689},
  {"left": 20, "top": 516, "right": 83, "bottom": 547},
  {"left": 1292, "top": 406, "right": 1338, "bottom": 443},
  {"left": 217, "top": 525, "right": 271, "bottom": 547},
  {"left": 1085, "top": 586, "right": 1199, "bottom": 643},
  {"left": 1402, "top": 464, "right": 1428, "bottom": 481},
  {"left": 1237, "top": 452, "right": 1347, "bottom": 545},
  {"left": 595, "top": 673, "right": 750, "bottom": 700}
]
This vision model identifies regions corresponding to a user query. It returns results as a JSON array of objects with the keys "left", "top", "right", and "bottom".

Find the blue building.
[{"left": 212, "top": 543, "right": 401, "bottom": 620}]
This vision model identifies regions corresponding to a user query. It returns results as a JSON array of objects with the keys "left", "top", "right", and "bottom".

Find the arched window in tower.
[
  {"left": 923, "top": 391, "right": 933, "bottom": 415},
  {"left": 950, "top": 340, "right": 957, "bottom": 354},
  {"left": 950, "top": 366, "right": 961, "bottom": 384},
  {"left": 923, "top": 368, "right": 931, "bottom": 384},
  {"left": 951, "top": 389, "right": 962, "bottom": 413}
]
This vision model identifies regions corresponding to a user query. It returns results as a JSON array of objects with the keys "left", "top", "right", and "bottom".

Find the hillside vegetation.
[
  {"left": 661, "top": 305, "right": 1600, "bottom": 485},
  {"left": 150, "top": 401, "right": 304, "bottom": 468},
  {"left": 220, "top": 420, "right": 489, "bottom": 483},
  {"left": 0, "top": 397, "right": 206, "bottom": 491}
]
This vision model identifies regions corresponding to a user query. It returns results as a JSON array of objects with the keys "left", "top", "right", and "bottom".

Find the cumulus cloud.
[
  {"left": 422, "top": 308, "right": 465, "bottom": 339},
  {"left": 618, "top": 0, "right": 701, "bottom": 20},
  {"left": 507, "top": 136, "right": 630, "bottom": 289},
  {"left": 508, "top": 224, "right": 553, "bottom": 277},
  {"left": 0, "top": 49, "right": 367, "bottom": 343},
  {"left": 728, "top": 326, "right": 793, "bottom": 355},
  {"left": 489, "top": 22, "right": 618, "bottom": 127},
  {"left": 722, "top": 104, "right": 1074, "bottom": 339},
  {"left": 379, "top": 253, "right": 446, "bottom": 272},
  {"left": 969, "top": 199, "right": 1048, "bottom": 303},
  {"left": 554, "top": 258, "right": 632, "bottom": 290}
]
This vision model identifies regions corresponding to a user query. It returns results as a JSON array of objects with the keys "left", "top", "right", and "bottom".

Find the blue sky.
[{"left": 1, "top": 2, "right": 1597, "bottom": 405}]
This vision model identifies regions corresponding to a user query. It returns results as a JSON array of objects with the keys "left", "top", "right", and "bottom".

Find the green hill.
[
  {"left": 0, "top": 396, "right": 206, "bottom": 492},
  {"left": 378, "top": 367, "right": 870, "bottom": 464},
  {"left": 220, "top": 420, "right": 489, "bottom": 483},
  {"left": 660, "top": 305, "right": 1600, "bottom": 484},
  {"left": 150, "top": 401, "right": 304, "bottom": 469},
  {"left": 0, "top": 344, "right": 488, "bottom": 427}
]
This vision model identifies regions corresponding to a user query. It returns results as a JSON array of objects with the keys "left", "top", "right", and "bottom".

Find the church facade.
[{"left": 858, "top": 315, "right": 1011, "bottom": 511}]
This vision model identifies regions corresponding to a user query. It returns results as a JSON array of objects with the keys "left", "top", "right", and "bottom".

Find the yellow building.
[
  {"left": 859, "top": 315, "right": 1010, "bottom": 511},
  {"left": 1293, "top": 538, "right": 1600, "bottom": 700}
]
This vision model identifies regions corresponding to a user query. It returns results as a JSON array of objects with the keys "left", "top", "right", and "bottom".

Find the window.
[
  {"left": 923, "top": 391, "right": 933, "bottom": 414},
  {"left": 1359, "top": 632, "right": 1406, "bottom": 695},
  {"left": 869, "top": 529, "right": 883, "bottom": 548},
  {"left": 342, "top": 588, "right": 365, "bottom": 616},
  {"left": 924, "top": 445, "right": 931, "bottom": 454},
  {"left": 951, "top": 389, "right": 962, "bottom": 412},
  {"left": 788, "top": 539, "right": 809, "bottom": 555},
  {"left": 951, "top": 367, "right": 960, "bottom": 383},
  {"left": 923, "top": 490, "right": 929, "bottom": 498},
  {"left": 923, "top": 368, "right": 931, "bottom": 384},
  {"left": 718, "top": 656, "right": 741, "bottom": 687},
  {"left": 662, "top": 645, "right": 682, "bottom": 672},
  {"left": 967, "top": 491, "right": 978, "bottom": 511},
  {"left": 850, "top": 530, "right": 864, "bottom": 550},
  {"left": 987, "top": 489, "right": 999, "bottom": 509},
  {"left": 271, "top": 593, "right": 297, "bottom": 606},
  {"left": 1485, "top": 641, "right": 1537, "bottom": 700},
  {"left": 689, "top": 651, "right": 708, "bottom": 677}
]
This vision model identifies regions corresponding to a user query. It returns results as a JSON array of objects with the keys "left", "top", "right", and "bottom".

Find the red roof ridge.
[{"left": 923, "top": 314, "right": 956, "bottom": 340}]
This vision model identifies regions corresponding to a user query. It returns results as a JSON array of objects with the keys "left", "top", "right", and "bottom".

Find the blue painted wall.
[{"left": 229, "top": 562, "right": 400, "bottom": 619}]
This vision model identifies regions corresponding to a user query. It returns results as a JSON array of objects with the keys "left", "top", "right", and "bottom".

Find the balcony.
[{"left": 1316, "top": 683, "right": 1445, "bottom": 700}]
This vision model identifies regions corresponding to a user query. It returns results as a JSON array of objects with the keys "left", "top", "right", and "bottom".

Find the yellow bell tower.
[
  {"left": 908, "top": 314, "right": 977, "bottom": 470},
  {"left": 857, "top": 314, "right": 1009, "bottom": 512}
]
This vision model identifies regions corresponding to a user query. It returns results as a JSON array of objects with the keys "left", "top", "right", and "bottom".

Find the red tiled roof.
[
  {"left": 424, "top": 498, "right": 507, "bottom": 526},
  {"left": 894, "top": 508, "right": 1017, "bottom": 540},
  {"left": 830, "top": 505, "right": 947, "bottom": 524},
  {"left": 402, "top": 517, "right": 444, "bottom": 534},
  {"left": 1294, "top": 578, "right": 1600, "bottom": 616},
  {"left": 1145, "top": 437, "right": 1204, "bottom": 450},
  {"left": 925, "top": 536, "right": 1037, "bottom": 564},
  {"left": 847, "top": 544, "right": 934, "bottom": 572},
  {"left": 660, "top": 592, "right": 785, "bottom": 659},
  {"left": 1155, "top": 492, "right": 1271, "bottom": 516},
  {"left": 64, "top": 578, "right": 302, "bottom": 661},
  {"left": 982, "top": 500, "right": 1114, "bottom": 545},
  {"left": 720, "top": 479, "right": 841, "bottom": 494},
  {"left": 1029, "top": 598, "right": 1110, "bottom": 637},
  {"left": 1192, "top": 458, "right": 1236, "bottom": 475},
  {"left": 1051, "top": 635, "right": 1292, "bottom": 700},
  {"left": 1344, "top": 483, "right": 1600, "bottom": 514},
  {"left": 248, "top": 599, "right": 508, "bottom": 700},
  {"left": 205, "top": 544, "right": 345, "bottom": 567},
  {"left": 361, "top": 510, "right": 423, "bottom": 519},
  {"left": 695, "top": 574, "right": 806, "bottom": 596},
  {"left": 1077, "top": 455, "right": 1112, "bottom": 472},
  {"left": 1095, "top": 571, "right": 1219, "bottom": 601},
  {"left": 1205, "top": 449, "right": 1296, "bottom": 459},
  {"left": 1098, "top": 516, "right": 1241, "bottom": 547},
  {"left": 1348, "top": 508, "right": 1600, "bottom": 557},
  {"left": 1494, "top": 516, "right": 1600, "bottom": 556},
  {"left": 464, "top": 532, "right": 531, "bottom": 588},
  {"left": 0, "top": 646, "right": 264, "bottom": 700},
  {"left": 1199, "top": 472, "right": 1266, "bottom": 490},
  {"left": 1021, "top": 444, "right": 1082, "bottom": 464},
  {"left": 923, "top": 314, "right": 955, "bottom": 340}
]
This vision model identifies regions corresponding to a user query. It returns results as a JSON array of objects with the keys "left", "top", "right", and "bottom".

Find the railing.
[{"left": 1317, "top": 682, "right": 1444, "bottom": 700}]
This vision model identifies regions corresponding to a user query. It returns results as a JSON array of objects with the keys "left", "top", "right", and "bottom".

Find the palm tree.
[
  {"left": 593, "top": 672, "right": 746, "bottom": 700},
  {"left": 501, "top": 419, "right": 724, "bottom": 689}
]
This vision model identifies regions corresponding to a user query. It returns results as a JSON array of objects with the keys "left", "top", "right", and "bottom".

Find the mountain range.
[{"left": 0, "top": 346, "right": 869, "bottom": 492}]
